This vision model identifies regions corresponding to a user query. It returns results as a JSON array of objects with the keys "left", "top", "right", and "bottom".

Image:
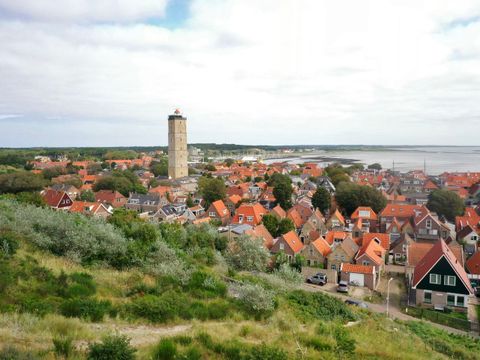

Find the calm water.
[{"left": 265, "top": 147, "right": 480, "bottom": 175}]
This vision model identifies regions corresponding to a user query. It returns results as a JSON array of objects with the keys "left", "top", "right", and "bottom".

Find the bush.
[
  {"left": 245, "top": 343, "right": 288, "bottom": 360},
  {"left": 152, "top": 339, "right": 177, "bottom": 360},
  {"left": 229, "top": 282, "right": 276, "bottom": 317},
  {"left": 334, "top": 327, "right": 356, "bottom": 356},
  {"left": 186, "top": 271, "right": 227, "bottom": 298},
  {"left": 287, "top": 290, "right": 356, "bottom": 323},
  {"left": 60, "top": 298, "right": 112, "bottom": 322},
  {"left": 0, "top": 230, "right": 20, "bottom": 258},
  {"left": 126, "top": 293, "right": 178, "bottom": 323},
  {"left": 87, "top": 335, "right": 136, "bottom": 360},
  {"left": 177, "top": 346, "right": 202, "bottom": 360},
  {"left": 0, "top": 347, "right": 39, "bottom": 360},
  {"left": 52, "top": 336, "right": 74, "bottom": 359},
  {"left": 225, "top": 235, "right": 270, "bottom": 272}
]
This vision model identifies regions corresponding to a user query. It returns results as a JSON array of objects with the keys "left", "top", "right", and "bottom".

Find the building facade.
[{"left": 168, "top": 109, "right": 188, "bottom": 179}]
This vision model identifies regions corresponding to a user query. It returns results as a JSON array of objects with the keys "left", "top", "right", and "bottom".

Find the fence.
[{"left": 404, "top": 306, "right": 471, "bottom": 332}]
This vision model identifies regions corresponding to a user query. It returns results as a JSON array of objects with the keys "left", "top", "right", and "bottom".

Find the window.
[
  {"left": 444, "top": 276, "right": 456, "bottom": 286},
  {"left": 456, "top": 296, "right": 465, "bottom": 307},
  {"left": 424, "top": 291, "right": 432, "bottom": 304},
  {"left": 331, "top": 264, "right": 336, "bottom": 270},
  {"left": 247, "top": 216, "right": 254, "bottom": 222},
  {"left": 362, "top": 261, "right": 370, "bottom": 266},
  {"left": 279, "top": 243, "right": 284, "bottom": 250},
  {"left": 429, "top": 274, "right": 441, "bottom": 285},
  {"left": 447, "top": 294, "right": 455, "bottom": 306},
  {"left": 209, "top": 212, "right": 216, "bottom": 217},
  {"left": 426, "top": 219, "right": 432, "bottom": 229}
]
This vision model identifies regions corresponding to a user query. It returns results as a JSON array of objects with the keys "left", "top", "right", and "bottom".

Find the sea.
[{"left": 264, "top": 146, "right": 480, "bottom": 175}]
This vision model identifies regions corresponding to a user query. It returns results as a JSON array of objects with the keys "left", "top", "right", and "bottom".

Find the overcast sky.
[{"left": 1, "top": 0, "right": 480, "bottom": 147}]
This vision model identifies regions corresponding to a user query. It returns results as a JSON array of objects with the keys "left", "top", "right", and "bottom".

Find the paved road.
[{"left": 302, "top": 283, "right": 479, "bottom": 337}]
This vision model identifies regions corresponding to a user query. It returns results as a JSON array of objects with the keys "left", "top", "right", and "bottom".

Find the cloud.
[
  {"left": 0, "top": 0, "right": 169, "bottom": 22},
  {"left": 0, "top": 0, "right": 480, "bottom": 146}
]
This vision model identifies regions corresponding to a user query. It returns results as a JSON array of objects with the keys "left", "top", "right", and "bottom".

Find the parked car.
[
  {"left": 345, "top": 299, "right": 368, "bottom": 308},
  {"left": 306, "top": 273, "right": 327, "bottom": 286},
  {"left": 337, "top": 281, "right": 349, "bottom": 293}
]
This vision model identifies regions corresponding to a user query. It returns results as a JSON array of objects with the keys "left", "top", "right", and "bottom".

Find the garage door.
[{"left": 349, "top": 273, "right": 364, "bottom": 287}]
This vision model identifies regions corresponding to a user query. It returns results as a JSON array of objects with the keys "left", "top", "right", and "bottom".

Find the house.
[
  {"left": 379, "top": 204, "right": 423, "bottom": 232},
  {"left": 340, "top": 263, "right": 377, "bottom": 290},
  {"left": 466, "top": 251, "right": 480, "bottom": 275},
  {"left": 299, "top": 216, "right": 327, "bottom": 245},
  {"left": 350, "top": 206, "right": 378, "bottom": 233},
  {"left": 361, "top": 233, "right": 390, "bottom": 252},
  {"left": 206, "top": 200, "right": 230, "bottom": 225},
  {"left": 410, "top": 239, "right": 474, "bottom": 311},
  {"left": 270, "top": 205, "right": 286, "bottom": 220},
  {"left": 292, "top": 203, "right": 314, "bottom": 225},
  {"left": 68, "top": 201, "right": 112, "bottom": 219},
  {"left": 355, "top": 237, "right": 386, "bottom": 273},
  {"left": 406, "top": 241, "right": 465, "bottom": 282},
  {"left": 413, "top": 207, "right": 450, "bottom": 242},
  {"left": 316, "top": 176, "right": 336, "bottom": 194},
  {"left": 41, "top": 189, "right": 73, "bottom": 210},
  {"left": 154, "top": 204, "right": 180, "bottom": 223},
  {"left": 300, "top": 236, "right": 331, "bottom": 267},
  {"left": 456, "top": 225, "right": 479, "bottom": 256},
  {"left": 95, "top": 190, "right": 127, "bottom": 208},
  {"left": 245, "top": 224, "right": 274, "bottom": 250},
  {"left": 270, "top": 230, "right": 304, "bottom": 262},
  {"left": 390, "top": 233, "right": 413, "bottom": 265},
  {"left": 287, "top": 208, "right": 304, "bottom": 229},
  {"left": 232, "top": 203, "right": 268, "bottom": 226},
  {"left": 126, "top": 193, "right": 165, "bottom": 214},
  {"left": 225, "top": 194, "right": 242, "bottom": 215},
  {"left": 50, "top": 183, "right": 80, "bottom": 200},
  {"left": 326, "top": 209, "right": 345, "bottom": 230},
  {"left": 189, "top": 205, "right": 205, "bottom": 218},
  {"left": 327, "top": 236, "right": 359, "bottom": 272}
]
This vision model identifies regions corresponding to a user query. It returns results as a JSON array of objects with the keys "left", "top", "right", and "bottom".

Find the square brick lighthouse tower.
[{"left": 168, "top": 109, "right": 188, "bottom": 179}]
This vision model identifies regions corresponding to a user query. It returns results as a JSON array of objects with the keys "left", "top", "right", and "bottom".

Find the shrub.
[
  {"left": 334, "top": 327, "right": 356, "bottom": 356},
  {"left": 224, "top": 235, "right": 270, "bottom": 272},
  {"left": 245, "top": 343, "right": 288, "bottom": 360},
  {"left": 126, "top": 293, "right": 178, "bottom": 323},
  {"left": 0, "top": 347, "right": 39, "bottom": 360},
  {"left": 152, "top": 339, "right": 177, "bottom": 360},
  {"left": 186, "top": 271, "right": 227, "bottom": 298},
  {"left": 87, "top": 335, "right": 136, "bottom": 360},
  {"left": 60, "top": 298, "right": 112, "bottom": 322},
  {"left": 287, "top": 290, "right": 356, "bottom": 323},
  {"left": 229, "top": 282, "right": 276, "bottom": 317},
  {"left": 0, "top": 230, "right": 20, "bottom": 258},
  {"left": 177, "top": 346, "right": 202, "bottom": 360},
  {"left": 52, "top": 336, "right": 74, "bottom": 359}
]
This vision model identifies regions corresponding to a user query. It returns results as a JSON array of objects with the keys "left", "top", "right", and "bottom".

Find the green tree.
[
  {"left": 262, "top": 214, "right": 279, "bottom": 237},
  {"left": 273, "top": 181, "right": 293, "bottom": 210},
  {"left": 0, "top": 172, "right": 47, "bottom": 194},
  {"left": 41, "top": 166, "right": 65, "bottom": 180},
  {"left": 311, "top": 187, "right": 331, "bottom": 214},
  {"left": 93, "top": 171, "right": 146, "bottom": 197},
  {"left": 80, "top": 190, "right": 96, "bottom": 202},
  {"left": 368, "top": 163, "right": 382, "bottom": 171},
  {"left": 335, "top": 182, "right": 387, "bottom": 216},
  {"left": 16, "top": 191, "right": 46, "bottom": 206},
  {"left": 277, "top": 218, "right": 295, "bottom": 237},
  {"left": 224, "top": 158, "right": 235, "bottom": 167},
  {"left": 225, "top": 235, "right": 270, "bottom": 272},
  {"left": 150, "top": 158, "right": 168, "bottom": 177},
  {"left": 427, "top": 189, "right": 465, "bottom": 222},
  {"left": 87, "top": 335, "right": 136, "bottom": 360},
  {"left": 198, "top": 176, "right": 226, "bottom": 208}
]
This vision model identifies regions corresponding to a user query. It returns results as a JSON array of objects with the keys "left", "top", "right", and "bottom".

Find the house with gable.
[
  {"left": 69, "top": 201, "right": 112, "bottom": 219},
  {"left": 41, "top": 189, "right": 73, "bottom": 210},
  {"left": 270, "top": 204, "right": 286, "bottom": 220},
  {"left": 410, "top": 239, "right": 474, "bottom": 312},
  {"left": 232, "top": 203, "right": 268, "bottom": 226},
  {"left": 95, "top": 190, "right": 127, "bottom": 208},
  {"left": 466, "top": 251, "right": 480, "bottom": 276},
  {"left": 270, "top": 230, "right": 304, "bottom": 262},
  {"left": 355, "top": 237, "right": 386, "bottom": 273},
  {"left": 206, "top": 199, "right": 230, "bottom": 225},
  {"left": 350, "top": 206, "right": 378, "bottom": 233},
  {"left": 413, "top": 207, "right": 450, "bottom": 242},
  {"left": 327, "top": 236, "right": 359, "bottom": 272},
  {"left": 300, "top": 236, "right": 331, "bottom": 267},
  {"left": 326, "top": 209, "right": 345, "bottom": 230}
]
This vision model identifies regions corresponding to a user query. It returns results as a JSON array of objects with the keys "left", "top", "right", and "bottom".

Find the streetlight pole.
[{"left": 386, "top": 277, "right": 394, "bottom": 318}]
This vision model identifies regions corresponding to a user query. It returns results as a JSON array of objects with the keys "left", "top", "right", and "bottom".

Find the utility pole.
[{"left": 386, "top": 277, "right": 394, "bottom": 318}]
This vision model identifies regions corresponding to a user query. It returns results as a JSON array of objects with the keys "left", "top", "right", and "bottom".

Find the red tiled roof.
[
  {"left": 287, "top": 208, "right": 304, "bottom": 228},
  {"left": 380, "top": 204, "right": 423, "bottom": 218},
  {"left": 362, "top": 233, "right": 390, "bottom": 251},
  {"left": 412, "top": 240, "right": 474, "bottom": 294},
  {"left": 232, "top": 203, "right": 267, "bottom": 225},
  {"left": 311, "top": 237, "right": 332, "bottom": 257},
  {"left": 351, "top": 207, "right": 378, "bottom": 221},
  {"left": 281, "top": 230, "right": 304, "bottom": 253},
  {"left": 340, "top": 263, "right": 375, "bottom": 275},
  {"left": 246, "top": 224, "right": 274, "bottom": 250},
  {"left": 271, "top": 205, "right": 286, "bottom": 219},
  {"left": 324, "top": 231, "right": 348, "bottom": 245},
  {"left": 42, "top": 189, "right": 71, "bottom": 208},
  {"left": 356, "top": 239, "right": 385, "bottom": 266},
  {"left": 466, "top": 251, "right": 480, "bottom": 275}
]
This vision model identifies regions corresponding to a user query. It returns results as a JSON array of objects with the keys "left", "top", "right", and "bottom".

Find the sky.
[{"left": 1, "top": 0, "right": 480, "bottom": 147}]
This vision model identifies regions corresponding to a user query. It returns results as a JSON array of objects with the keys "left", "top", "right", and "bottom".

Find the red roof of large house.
[
  {"left": 351, "top": 206, "right": 378, "bottom": 221},
  {"left": 246, "top": 224, "right": 274, "bottom": 249},
  {"left": 271, "top": 205, "right": 286, "bottom": 219},
  {"left": 42, "top": 189, "right": 71, "bottom": 208},
  {"left": 311, "top": 237, "right": 332, "bottom": 257},
  {"left": 412, "top": 239, "right": 474, "bottom": 294},
  {"left": 456, "top": 208, "right": 480, "bottom": 232},
  {"left": 232, "top": 203, "right": 268, "bottom": 225},
  {"left": 380, "top": 204, "right": 423, "bottom": 218},
  {"left": 356, "top": 239, "right": 385, "bottom": 266},
  {"left": 324, "top": 231, "right": 349, "bottom": 245},
  {"left": 210, "top": 200, "right": 229, "bottom": 217}
]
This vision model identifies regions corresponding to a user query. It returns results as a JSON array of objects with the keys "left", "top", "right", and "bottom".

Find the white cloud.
[
  {"left": 0, "top": 0, "right": 480, "bottom": 146},
  {"left": 0, "top": 0, "right": 168, "bottom": 22}
]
